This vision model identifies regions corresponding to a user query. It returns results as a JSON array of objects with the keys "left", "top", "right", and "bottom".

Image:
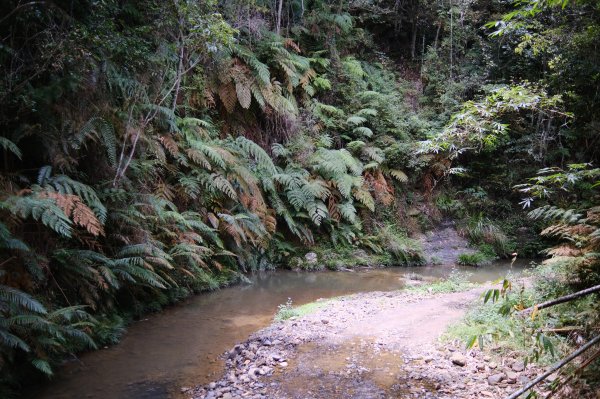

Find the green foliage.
[
  {"left": 457, "top": 252, "right": 493, "bottom": 267},
  {"left": 274, "top": 298, "right": 334, "bottom": 322},
  {"left": 408, "top": 269, "right": 475, "bottom": 294},
  {"left": 1, "top": 0, "right": 599, "bottom": 394}
]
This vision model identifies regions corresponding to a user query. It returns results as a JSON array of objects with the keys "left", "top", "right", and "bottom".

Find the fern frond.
[
  {"left": 72, "top": 117, "right": 117, "bottom": 166},
  {"left": 0, "top": 137, "right": 22, "bottom": 159},
  {"left": 0, "top": 285, "right": 47, "bottom": 313},
  {"left": 353, "top": 187, "right": 375, "bottom": 211},
  {"left": 389, "top": 169, "right": 409, "bottom": 183}
]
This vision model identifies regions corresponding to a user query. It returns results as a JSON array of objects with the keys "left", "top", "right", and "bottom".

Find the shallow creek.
[{"left": 31, "top": 261, "right": 528, "bottom": 399}]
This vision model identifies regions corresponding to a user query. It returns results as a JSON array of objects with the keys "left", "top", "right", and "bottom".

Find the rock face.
[{"left": 418, "top": 220, "right": 475, "bottom": 265}]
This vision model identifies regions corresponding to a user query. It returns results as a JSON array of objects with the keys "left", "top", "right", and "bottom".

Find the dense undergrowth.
[{"left": 1, "top": 0, "right": 599, "bottom": 395}]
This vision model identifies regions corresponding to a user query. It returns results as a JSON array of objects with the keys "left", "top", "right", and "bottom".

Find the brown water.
[{"left": 32, "top": 261, "right": 527, "bottom": 399}]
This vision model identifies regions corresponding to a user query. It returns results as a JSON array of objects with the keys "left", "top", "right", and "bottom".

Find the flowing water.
[{"left": 31, "top": 261, "right": 528, "bottom": 399}]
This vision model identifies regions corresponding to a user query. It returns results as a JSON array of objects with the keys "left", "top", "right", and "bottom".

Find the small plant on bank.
[
  {"left": 274, "top": 298, "right": 335, "bottom": 321},
  {"left": 457, "top": 252, "right": 493, "bottom": 267},
  {"left": 408, "top": 269, "right": 474, "bottom": 294},
  {"left": 275, "top": 298, "right": 298, "bottom": 321}
]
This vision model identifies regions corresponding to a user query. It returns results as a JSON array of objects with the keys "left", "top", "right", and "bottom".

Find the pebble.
[
  {"left": 488, "top": 373, "right": 505, "bottom": 385},
  {"left": 506, "top": 371, "right": 518, "bottom": 384},
  {"left": 511, "top": 360, "right": 525, "bottom": 372},
  {"left": 450, "top": 353, "right": 467, "bottom": 367}
]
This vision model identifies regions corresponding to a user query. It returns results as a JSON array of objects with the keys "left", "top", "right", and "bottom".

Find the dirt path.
[{"left": 188, "top": 286, "right": 543, "bottom": 399}]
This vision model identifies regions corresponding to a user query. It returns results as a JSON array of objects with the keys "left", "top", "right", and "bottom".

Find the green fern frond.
[
  {"left": 346, "top": 115, "right": 367, "bottom": 125},
  {"left": 72, "top": 117, "right": 117, "bottom": 167},
  {"left": 356, "top": 108, "right": 378, "bottom": 117},
  {"left": 353, "top": 188, "right": 375, "bottom": 211},
  {"left": 209, "top": 173, "right": 237, "bottom": 200},
  {"left": 234, "top": 136, "right": 277, "bottom": 175},
  {"left": 363, "top": 146, "right": 385, "bottom": 163},
  {"left": 353, "top": 126, "right": 373, "bottom": 137},
  {"left": 0, "top": 136, "right": 22, "bottom": 159},
  {"left": 337, "top": 202, "right": 357, "bottom": 223},
  {"left": 3, "top": 196, "right": 72, "bottom": 237},
  {"left": 307, "top": 201, "right": 328, "bottom": 226},
  {"left": 271, "top": 143, "right": 290, "bottom": 158},
  {"left": 389, "top": 169, "right": 409, "bottom": 183},
  {"left": 0, "top": 285, "right": 47, "bottom": 313}
]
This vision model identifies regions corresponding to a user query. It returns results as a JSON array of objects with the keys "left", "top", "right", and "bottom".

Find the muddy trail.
[{"left": 189, "top": 286, "right": 545, "bottom": 399}]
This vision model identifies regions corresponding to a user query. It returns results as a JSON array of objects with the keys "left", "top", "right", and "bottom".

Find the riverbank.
[{"left": 188, "top": 284, "right": 546, "bottom": 399}]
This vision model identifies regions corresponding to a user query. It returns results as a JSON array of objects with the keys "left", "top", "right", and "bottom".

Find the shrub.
[{"left": 457, "top": 252, "right": 492, "bottom": 267}]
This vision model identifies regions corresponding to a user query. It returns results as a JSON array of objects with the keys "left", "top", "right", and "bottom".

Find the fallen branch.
[
  {"left": 519, "top": 284, "right": 600, "bottom": 315},
  {"left": 505, "top": 334, "right": 600, "bottom": 399},
  {"left": 545, "top": 346, "right": 600, "bottom": 399}
]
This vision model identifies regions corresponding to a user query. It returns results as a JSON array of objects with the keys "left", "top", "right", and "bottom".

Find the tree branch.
[
  {"left": 519, "top": 284, "right": 600, "bottom": 315},
  {"left": 506, "top": 335, "right": 600, "bottom": 399}
]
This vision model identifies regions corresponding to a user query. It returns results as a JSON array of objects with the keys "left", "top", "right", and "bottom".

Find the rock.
[
  {"left": 488, "top": 373, "right": 505, "bottom": 385},
  {"left": 489, "top": 362, "right": 498, "bottom": 369},
  {"left": 180, "top": 387, "right": 191, "bottom": 393},
  {"left": 437, "top": 370, "right": 451, "bottom": 382},
  {"left": 228, "top": 345, "right": 243, "bottom": 360},
  {"left": 248, "top": 367, "right": 259, "bottom": 379},
  {"left": 279, "top": 361, "right": 288, "bottom": 367},
  {"left": 321, "top": 319, "right": 329, "bottom": 324},
  {"left": 208, "top": 382, "right": 217, "bottom": 390},
  {"left": 304, "top": 252, "right": 318, "bottom": 264},
  {"left": 480, "top": 391, "right": 495, "bottom": 397},
  {"left": 450, "top": 353, "right": 467, "bottom": 367},
  {"left": 222, "top": 393, "right": 233, "bottom": 399},
  {"left": 512, "top": 360, "right": 525, "bottom": 372},
  {"left": 506, "top": 371, "right": 518, "bottom": 384}
]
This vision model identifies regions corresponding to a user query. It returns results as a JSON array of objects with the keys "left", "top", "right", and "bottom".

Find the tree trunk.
[
  {"left": 276, "top": 0, "right": 283, "bottom": 35},
  {"left": 434, "top": 21, "right": 442, "bottom": 49},
  {"left": 411, "top": 18, "right": 417, "bottom": 60}
]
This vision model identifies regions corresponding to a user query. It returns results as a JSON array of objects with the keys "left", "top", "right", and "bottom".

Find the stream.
[{"left": 31, "top": 261, "right": 528, "bottom": 399}]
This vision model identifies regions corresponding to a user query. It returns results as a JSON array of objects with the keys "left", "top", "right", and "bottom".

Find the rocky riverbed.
[{"left": 185, "top": 287, "right": 558, "bottom": 399}]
